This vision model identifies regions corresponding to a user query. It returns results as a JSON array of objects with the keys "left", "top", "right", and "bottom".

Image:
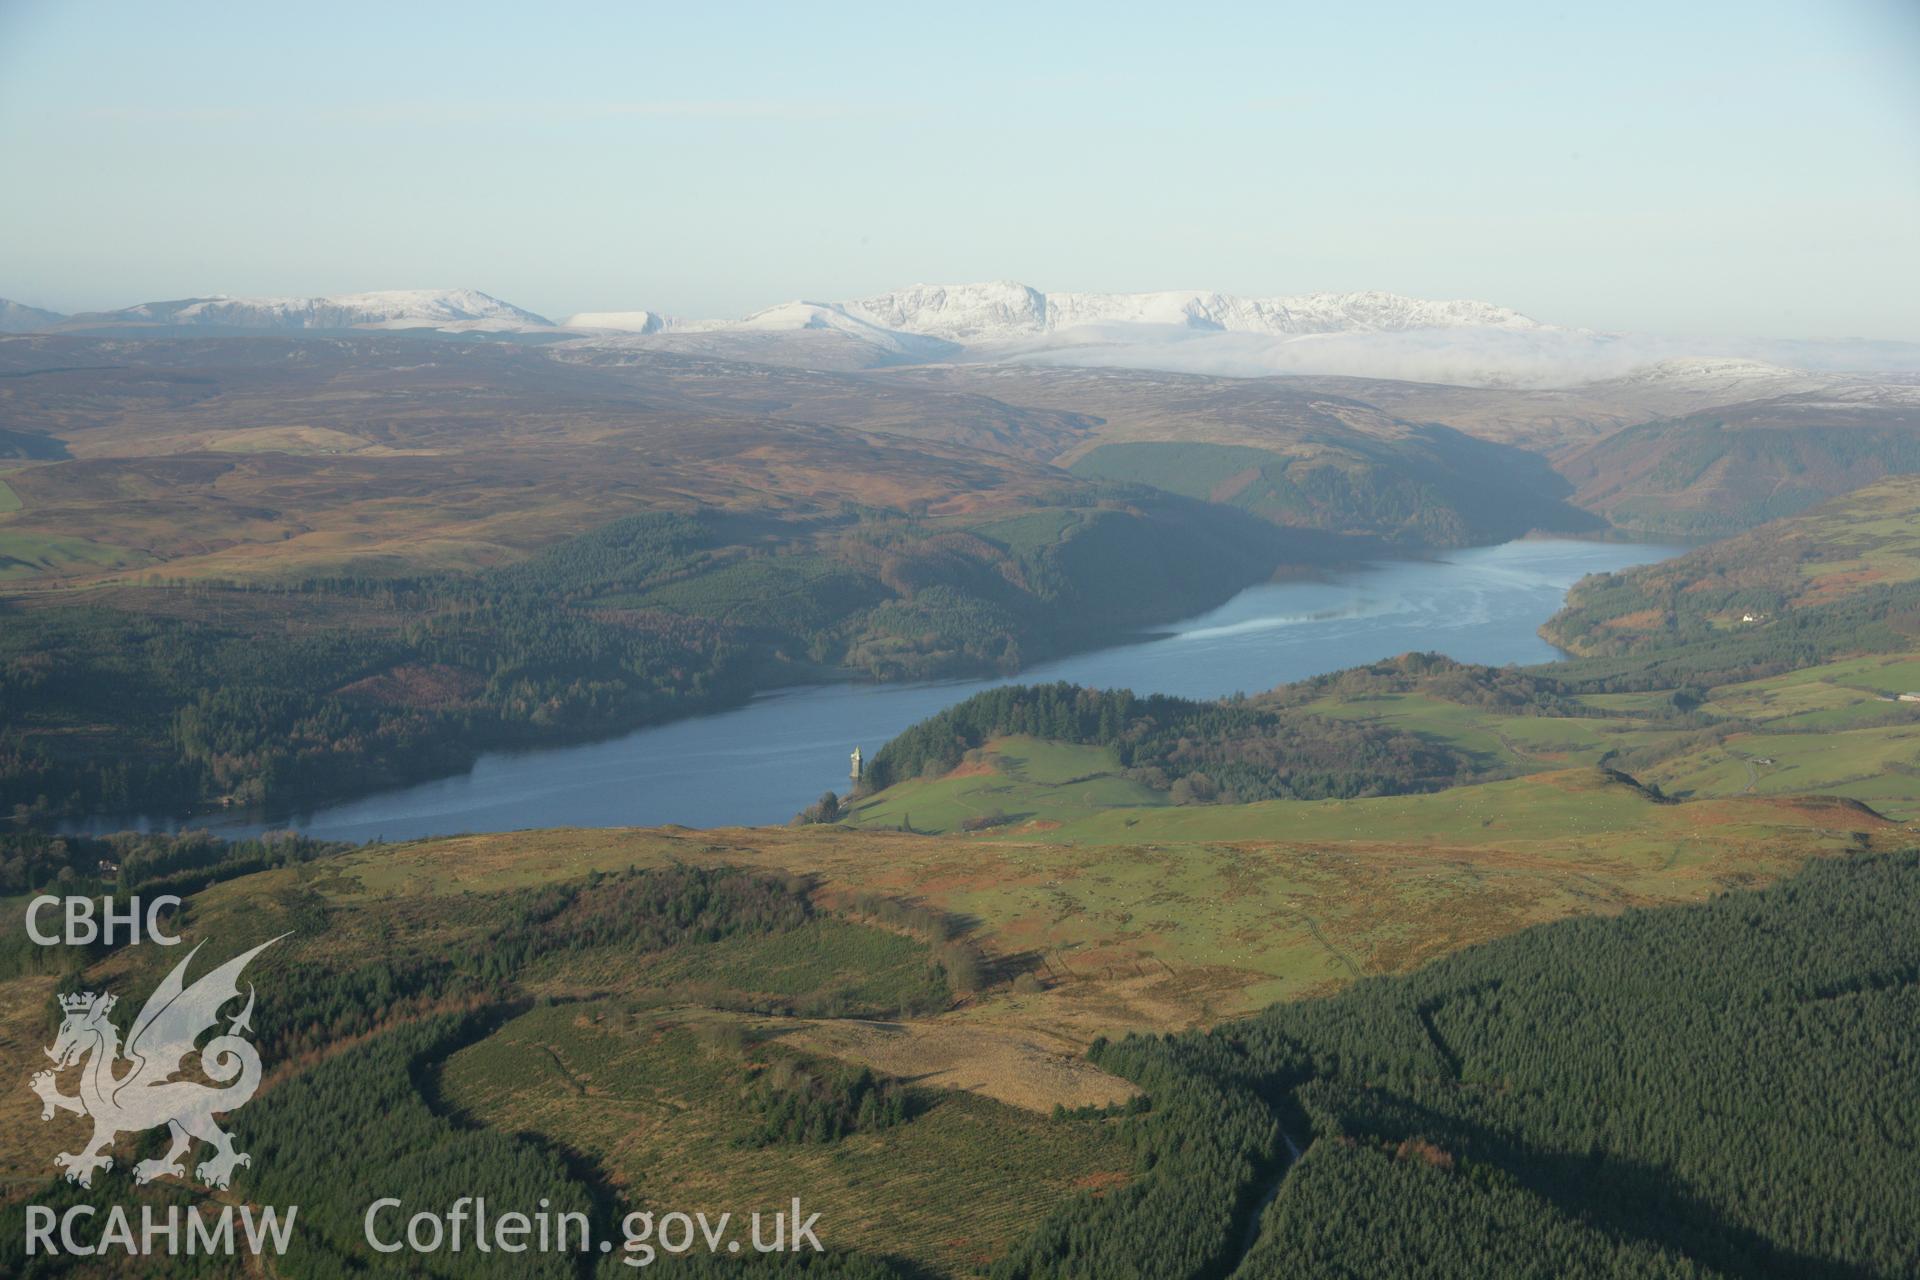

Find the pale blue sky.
[{"left": 2, "top": 0, "right": 1916, "bottom": 338}]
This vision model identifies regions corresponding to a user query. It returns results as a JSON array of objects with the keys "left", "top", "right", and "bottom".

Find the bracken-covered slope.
[
  {"left": 888, "top": 363, "right": 1599, "bottom": 544},
  {"left": 1554, "top": 384, "right": 1920, "bottom": 535},
  {"left": 1543, "top": 473, "right": 1920, "bottom": 655}
]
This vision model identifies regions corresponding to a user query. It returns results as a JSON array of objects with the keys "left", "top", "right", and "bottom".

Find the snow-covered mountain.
[
  {"left": 64, "top": 289, "right": 553, "bottom": 333},
  {"left": 12, "top": 280, "right": 1918, "bottom": 387},
  {"left": 0, "top": 298, "right": 67, "bottom": 332},
  {"left": 724, "top": 300, "right": 959, "bottom": 359},
  {"left": 564, "top": 309, "right": 691, "bottom": 335},
  {"left": 556, "top": 282, "right": 1920, "bottom": 386},
  {"left": 565, "top": 282, "right": 1541, "bottom": 345},
  {"left": 562, "top": 299, "right": 963, "bottom": 367},
  {"left": 557, "top": 282, "right": 1556, "bottom": 376},
  {"left": 837, "top": 282, "right": 1541, "bottom": 342}
]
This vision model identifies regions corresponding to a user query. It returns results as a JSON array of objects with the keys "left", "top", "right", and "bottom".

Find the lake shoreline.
[{"left": 61, "top": 537, "right": 1683, "bottom": 842}]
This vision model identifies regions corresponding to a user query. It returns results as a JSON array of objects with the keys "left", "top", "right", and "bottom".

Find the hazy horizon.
[
  {"left": 6, "top": 278, "right": 1920, "bottom": 351},
  {"left": 4, "top": 0, "right": 1919, "bottom": 342}
]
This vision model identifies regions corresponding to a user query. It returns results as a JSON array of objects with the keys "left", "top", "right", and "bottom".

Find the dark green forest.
[
  {"left": 993, "top": 850, "right": 1920, "bottom": 1279},
  {"left": 743, "top": 1061, "right": 916, "bottom": 1147}
]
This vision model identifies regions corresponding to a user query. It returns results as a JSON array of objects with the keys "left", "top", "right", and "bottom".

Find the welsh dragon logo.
[{"left": 29, "top": 936, "right": 283, "bottom": 1190}]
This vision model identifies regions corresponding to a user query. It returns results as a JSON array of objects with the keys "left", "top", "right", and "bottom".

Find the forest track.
[{"left": 1228, "top": 1128, "right": 1308, "bottom": 1276}]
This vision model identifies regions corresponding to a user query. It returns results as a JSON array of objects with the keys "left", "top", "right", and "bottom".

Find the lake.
[{"left": 78, "top": 537, "right": 1680, "bottom": 841}]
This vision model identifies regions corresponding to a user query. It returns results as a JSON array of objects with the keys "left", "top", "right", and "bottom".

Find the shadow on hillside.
[{"left": 1331, "top": 1088, "right": 1876, "bottom": 1280}]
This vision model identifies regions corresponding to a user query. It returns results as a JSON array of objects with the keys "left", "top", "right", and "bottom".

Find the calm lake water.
[{"left": 79, "top": 538, "right": 1679, "bottom": 842}]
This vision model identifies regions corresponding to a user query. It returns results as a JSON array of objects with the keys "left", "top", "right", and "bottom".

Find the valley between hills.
[{"left": 3, "top": 331, "right": 1919, "bottom": 1277}]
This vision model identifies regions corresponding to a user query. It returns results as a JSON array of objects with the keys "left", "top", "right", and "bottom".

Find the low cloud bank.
[{"left": 998, "top": 324, "right": 1920, "bottom": 388}]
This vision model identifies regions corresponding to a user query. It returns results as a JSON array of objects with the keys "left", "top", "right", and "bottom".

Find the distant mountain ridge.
[
  {"left": 40, "top": 288, "right": 553, "bottom": 334},
  {"left": 562, "top": 284, "right": 1919, "bottom": 385},
  {"left": 567, "top": 282, "right": 1540, "bottom": 341},
  {"left": 836, "top": 281, "right": 1542, "bottom": 341},
  {"left": 7, "top": 282, "right": 1535, "bottom": 342},
  {"left": 8, "top": 283, "right": 1917, "bottom": 388},
  {"left": 557, "top": 282, "right": 1562, "bottom": 378},
  {"left": 0, "top": 298, "right": 66, "bottom": 332}
]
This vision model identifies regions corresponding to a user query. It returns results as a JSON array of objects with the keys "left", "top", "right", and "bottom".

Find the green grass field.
[
  {"left": 992, "top": 768, "right": 1687, "bottom": 846},
  {"left": 1712, "top": 652, "right": 1920, "bottom": 704},
  {"left": 845, "top": 736, "right": 1165, "bottom": 834},
  {"left": 836, "top": 650, "right": 1920, "bottom": 842},
  {"left": 1298, "top": 691, "right": 1673, "bottom": 771},
  {"left": 1766, "top": 700, "right": 1918, "bottom": 732},
  {"left": 0, "top": 528, "right": 153, "bottom": 580},
  {"left": 842, "top": 710, "right": 1682, "bottom": 843},
  {"left": 965, "top": 507, "right": 1087, "bottom": 556},
  {"left": 1647, "top": 723, "right": 1920, "bottom": 817}
]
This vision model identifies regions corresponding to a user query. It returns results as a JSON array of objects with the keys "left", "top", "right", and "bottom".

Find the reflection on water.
[{"left": 71, "top": 538, "right": 1680, "bottom": 841}]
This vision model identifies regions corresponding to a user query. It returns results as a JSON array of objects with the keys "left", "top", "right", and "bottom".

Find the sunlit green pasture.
[
  {"left": 1646, "top": 724, "right": 1920, "bottom": 818},
  {"left": 845, "top": 736, "right": 1165, "bottom": 834}
]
